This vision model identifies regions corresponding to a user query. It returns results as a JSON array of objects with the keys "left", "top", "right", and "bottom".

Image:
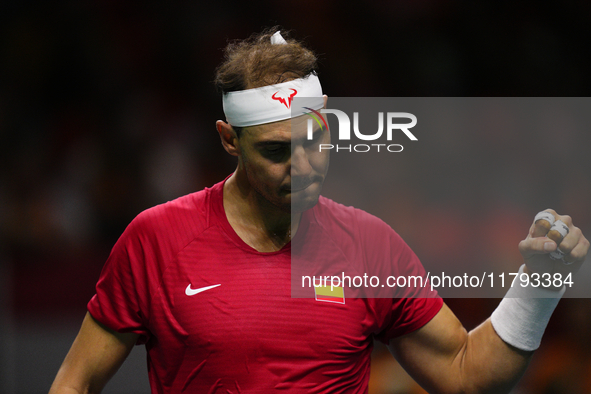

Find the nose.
[{"left": 290, "top": 144, "right": 313, "bottom": 178}]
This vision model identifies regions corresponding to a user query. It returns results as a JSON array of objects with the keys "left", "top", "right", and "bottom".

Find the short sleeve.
[
  {"left": 354, "top": 209, "right": 443, "bottom": 343},
  {"left": 87, "top": 214, "right": 153, "bottom": 344},
  {"left": 374, "top": 296, "right": 443, "bottom": 343}
]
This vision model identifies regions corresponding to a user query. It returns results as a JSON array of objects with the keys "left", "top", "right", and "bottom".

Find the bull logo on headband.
[{"left": 271, "top": 89, "right": 298, "bottom": 109}]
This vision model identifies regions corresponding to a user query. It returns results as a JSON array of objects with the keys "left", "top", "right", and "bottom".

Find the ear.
[
  {"left": 216, "top": 120, "right": 240, "bottom": 157},
  {"left": 323, "top": 94, "right": 328, "bottom": 109}
]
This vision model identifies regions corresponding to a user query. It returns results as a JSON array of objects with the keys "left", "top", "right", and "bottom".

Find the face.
[{"left": 237, "top": 115, "right": 330, "bottom": 213}]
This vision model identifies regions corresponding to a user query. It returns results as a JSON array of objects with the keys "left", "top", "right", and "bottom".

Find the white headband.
[
  {"left": 222, "top": 73, "right": 324, "bottom": 127},
  {"left": 222, "top": 32, "right": 323, "bottom": 127}
]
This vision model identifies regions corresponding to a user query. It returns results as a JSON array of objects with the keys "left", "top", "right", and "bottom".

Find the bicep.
[{"left": 49, "top": 312, "right": 139, "bottom": 394}]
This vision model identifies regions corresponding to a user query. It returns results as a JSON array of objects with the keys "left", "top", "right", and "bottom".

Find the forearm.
[
  {"left": 458, "top": 319, "right": 533, "bottom": 394},
  {"left": 455, "top": 274, "right": 564, "bottom": 392}
]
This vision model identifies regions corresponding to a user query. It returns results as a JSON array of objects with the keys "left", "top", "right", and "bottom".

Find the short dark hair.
[{"left": 214, "top": 27, "right": 318, "bottom": 136}]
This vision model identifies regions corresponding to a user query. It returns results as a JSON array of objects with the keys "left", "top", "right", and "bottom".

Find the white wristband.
[{"left": 490, "top": 265, "right": 565, "bottom": 351}]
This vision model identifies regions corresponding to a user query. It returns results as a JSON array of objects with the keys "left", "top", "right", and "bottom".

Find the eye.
[
  {"left": 261, "top": 144, "right": 289, "bottom": 160},
  {"left": 266, "top": 145, "right": 282, "bottom": 152},
  {"left": 265, "top": 145, "right": 286, "bottom": 155}
]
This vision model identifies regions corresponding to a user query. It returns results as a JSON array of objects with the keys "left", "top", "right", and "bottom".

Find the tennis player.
[{"left": 49, "top": 28, "right": 589, "bottom": 394}]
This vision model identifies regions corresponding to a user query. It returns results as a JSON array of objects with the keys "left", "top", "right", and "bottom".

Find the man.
[{"left": 49, "top": 28, "right": 589, "bottom": 394}]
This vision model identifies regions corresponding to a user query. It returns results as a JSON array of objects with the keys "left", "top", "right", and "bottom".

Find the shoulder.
[
  {"left": 134, "top": 190, "right": 209, "bottom": 234},
  {"left": 313, "top": 196, "right": 397, "bottom": 239},
  {"left": 313, "top": 197, "right": 412, "bottom": 259},
  {"left": 118, "top": 183, "right": 220, "bottom": 255}
]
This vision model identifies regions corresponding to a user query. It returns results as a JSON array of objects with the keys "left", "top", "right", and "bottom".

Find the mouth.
[
  {"left": 287, "top": 188, "right": 308, "bottom": 194},
  {"left": 286, "top": 175, "right": 324, "bottom": 193},
  {"left": 288, "top": 180, "right": 315, "bottom": 193}
]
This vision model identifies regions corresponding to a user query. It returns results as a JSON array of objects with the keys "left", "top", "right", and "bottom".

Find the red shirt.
[{"left": 88, "top": 180, "right": 442, "bottom": 393}]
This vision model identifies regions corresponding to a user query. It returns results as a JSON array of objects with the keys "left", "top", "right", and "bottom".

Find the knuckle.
[
  {"left": 572, "top": 226, "right": 582, "bottom": 238},
  {"left": 561, "top": 215, "right": 573, "bottom": 226}
]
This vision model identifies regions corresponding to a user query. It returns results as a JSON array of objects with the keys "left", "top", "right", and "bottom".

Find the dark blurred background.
[{"left": 1, "top": 1, "right": 591, "bottom": 393}]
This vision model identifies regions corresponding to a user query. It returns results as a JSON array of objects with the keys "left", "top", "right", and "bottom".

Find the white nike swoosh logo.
[{"left": 185, "top": 283, "right": 221, "bottom": 296}]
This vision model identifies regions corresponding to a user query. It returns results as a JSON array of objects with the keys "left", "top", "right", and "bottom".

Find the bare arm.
[
  {"left": 49, "top": 312, "right": 139, "bottom": 394},
  {"left": 389, "top": 304, "right": 532, "bottom": 394},
  {"left": 389, "top": 209, "right": 589, "bottom": 394}
]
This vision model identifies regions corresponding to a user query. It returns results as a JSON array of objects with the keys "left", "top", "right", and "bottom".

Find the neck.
[{"left": 223, "top": 172, "right": 301, "bottom": 252}]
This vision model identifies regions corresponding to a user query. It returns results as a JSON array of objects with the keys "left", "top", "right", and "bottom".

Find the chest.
[{"left": 148, "top": 237, "right": 376, "bottom": 359}]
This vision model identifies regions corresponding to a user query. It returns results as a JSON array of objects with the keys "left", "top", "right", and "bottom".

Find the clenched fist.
[{"left": 519, "top": 209, "right": 589, "bottom": 277}]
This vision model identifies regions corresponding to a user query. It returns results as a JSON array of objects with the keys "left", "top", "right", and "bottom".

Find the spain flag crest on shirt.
[{"left": 314, "top": 282, "right": 345, "bottom": 304}]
